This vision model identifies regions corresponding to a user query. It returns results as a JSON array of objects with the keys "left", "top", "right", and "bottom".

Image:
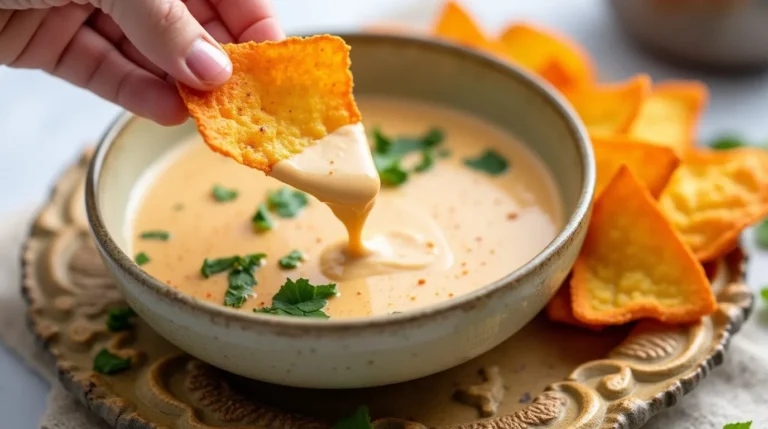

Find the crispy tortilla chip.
[
  {"left": 177, "top": 35, "right": 361, "bottom": 172},
  {"left": 659, "top": 148, "right": 768, "bottom": 261},
  {"left": 571, "top": 166, "right": 715, "bottom": 325},
  {"left": 568, "top": 75, "right": 651, "bottom": 138},
  {"left": 592, "top": 135, "right": 680, "bottom": 199},
  {"left": 626, "top": 81, "right": 708, "bottom": 156},
  {"left": 546, "top": 284, "right": 604, "bottom": 330},
  {"left": 433, "top": 0, "right": 492, "bottom": 49},
  {"left": 499, "top": 23, "right": 595, "bottom": 92}
]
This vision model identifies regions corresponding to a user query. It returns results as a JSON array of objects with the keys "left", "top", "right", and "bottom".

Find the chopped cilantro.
[
  {"left": 437, "top": 148, "right": 451, "bottom": 158},
  {"left": 268, "top": 187, "right": 309, "bottom": 218},
  {"left": 106, "top": 307, "right": 136, "bottom": 332},
  {"left": 93, "top": 349, "right": 131, "bottom": 375},
  {"left": 212, "top": 185, "right": 238, "bottom": 202},
  {"left": 464, "top": 150, "right": 509, "bottom": 175},
  {"left": 252, "top": 203, "right": 274, "bottom": 232},
  {"left": 372, "top": 127, "right": 446, "bottom": 187},
  {"left": 139, "top": 230, "right": 170, "bottom": 241},
  {"left": 278, "top": 250, "right": 305, "bottom": 269},
  {"left": 200, "top": 253, "right": 266, "bottom": 278},
  {"left": 710, "top": 135, "right": 746, "bottom": 150},
  {"left": 254, "top": 278, "right": 337, "bottom": 318},
  {"left": 761, "top": 287, "right": 768, "bottom": 302},
  {"left": 755, "top": 218, "right": 768, "bottom": 249},
  {"left": 225, "top": 268, "right": 256, "bottom": 308},
  {"left": 723, "top": 422, "right": 752, "bottom": 429},
  {"left": 333, "top": 406, "right": 373, "bottom": 429},
  {"left": 135, "top": 252, "right": 150, "bottom": 266}
]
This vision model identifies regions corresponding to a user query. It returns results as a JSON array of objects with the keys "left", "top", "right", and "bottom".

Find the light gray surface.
[{"left": 1, "top": 1, "right": 767, "bottom": 427}]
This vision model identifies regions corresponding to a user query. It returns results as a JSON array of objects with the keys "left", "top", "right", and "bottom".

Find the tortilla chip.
[
  {"left": 571, "top": 166, "right": 715, "bottom": 325},
  {"left": 433, "top": 1, "right": 491, "bottom": 49},
  {"left": 499, "top": 23, "right": 595, "bottom": 92},
  {"left": 659, "top": 148, "right": 768, "bottom": 261},
  {"left": 626, "top": 81, "right": 708, "bottom": 156},
  {"left": 546, "top": 284, "right": 604, "bottom": 331},
  {"left": 568, "top": 75, "right": 651, "bottom": 138},
  {"left": 592, "top": 135, "right": 680, "bottom": 199},
  {"left": 177, "top": 35, "right": 361, "bottom": 172}
]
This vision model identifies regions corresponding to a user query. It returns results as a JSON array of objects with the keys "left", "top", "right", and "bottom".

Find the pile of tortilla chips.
[{"left": 423, "top": 0, "right": 768, "bottom": 327}]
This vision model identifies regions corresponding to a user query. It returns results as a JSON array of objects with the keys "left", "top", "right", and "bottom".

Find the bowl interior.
[{"left": 93, "top": 33, "right": 592, "bottom": 315}]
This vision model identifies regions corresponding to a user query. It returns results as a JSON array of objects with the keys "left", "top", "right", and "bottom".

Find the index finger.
[{"left": 210, "top": 0, "right": 284, "bottom": 42}]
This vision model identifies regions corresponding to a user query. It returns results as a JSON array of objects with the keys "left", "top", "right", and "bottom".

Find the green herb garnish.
[
  {"left": 278, "top": 250, "right": 305, "bottom": 269},
  {"left": 372, "top": 127, "right": 445, "bottom": 187},
  {"left": 252, "top": 203, "right": 274, "bottom": 232},
  {"left": 710, "top": 135, "right": 746, "bottom": 150},
  {"left": 267, "top": 187, "right": 309, "bottom": 218},
  {"left": 254, "top": 278, "right": 337, "bottom": 318},
  {"left": 724, "top": 422, "right": 752, "bottom": 429},
  {"left": 212, "top": 185, "right": 238, "bottom": 202},
  {"left": 139, "top": 230, "right": 170, "bottom": 241},
  {"left": 200, "top": 253, "right": 266, "bottom": 278},
  {"left": 333, "top": 406, "right": 373, "bottom": 429},
  {"left": 464, "top": 149, "right": 509, "bottom": 175},
  {"left": 200, "top": 253, "right": 266, "bottom": 308},
  {"left": 106, "top": 307, "right": 137, "bottom": 332},
  {"left": 93, "top": 349, "right": 131, "bottom": 375},
  {"left": 755, "top": 218, "right": 768, "bottom": 249},
  {"left": 135, "top": 252, "right": 150, "bottom": 266},
  {"left": 760, "top": 287, "right": 768, "bottom": 302}
]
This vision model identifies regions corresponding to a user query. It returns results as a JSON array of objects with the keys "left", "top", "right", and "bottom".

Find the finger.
[
  {"left": 88, "top": 12, "right": 166, "bottom": 78},
  {"left": 9, "top": 4, "right": 92, "bottom": 71},
  {"left": 179, "top": 0, "right": 235, "bottom": 42},
  {"left": 53, "top": 25, "right": 187, "bottom": 125},
  {"left": 107, "top": 0, "right": 232, "bottom": 90},
  {"left": 209, "top": 0, "right": 284, "bottom": 42},
  {"left": 0, "top": 9, "right": 47, "bottom": 65},
  {"left": 203, "top": 20, "right": 234, "bottom": 43}
]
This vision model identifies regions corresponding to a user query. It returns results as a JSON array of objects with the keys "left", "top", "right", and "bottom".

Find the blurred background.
[{"left": 2, "top": 0, "right": 768, "bottom": 426}]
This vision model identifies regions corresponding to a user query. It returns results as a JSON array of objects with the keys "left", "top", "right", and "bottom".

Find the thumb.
[{"left": 105, "top": 0, "right": 232, "bottom": 90}]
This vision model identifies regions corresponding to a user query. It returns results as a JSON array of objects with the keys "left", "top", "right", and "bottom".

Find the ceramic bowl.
[{"left": 85, "top": 33, "right": 594, "bottom": 389}]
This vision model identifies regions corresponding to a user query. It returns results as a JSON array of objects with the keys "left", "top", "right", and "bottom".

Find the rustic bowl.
[{"left": 85, "top": 33, "right": 594, "bottom": 389}]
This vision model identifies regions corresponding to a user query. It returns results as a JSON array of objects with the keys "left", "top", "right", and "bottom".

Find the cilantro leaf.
[
  {"left": 106, "top": 307, "right": 136, "bottom": 332},
  {"left": 254, "top": 278, "right": 337, "bottom": 318},
  {"left": 414, "top": 151, "right": 434, "bottom": 173},
  {"left": 93, "top": 349, "right": 131, "bottom": 375},
  {"left": 723, "top": 422, "right": 752, "bottom": 429},
  {"left": 212, "top": 185, "right": 238, "bottom": 202},
  {"left": 464, "top": 150, "right": 509, "bottom": 175},
  {"left": 200, "top": 253, "right": 267, "bottom": 308},
  {"left": 278, "top": 250, "right": 305, "bottom": 269},
  {"left": 755, "top": 218, "right": 768, "bottom": 249},
  {"left": 379, "top": 164, "right": 409, "bottom": 186},
  {"left": 373, "top": 127, "right": 392, "bottom": 153},
  {"left": 139, "top": 230, "right": 170, "bottom": 241},
  {"left": 372, "top": 127, "right": 445, "bottom": 187},
  {"left": 252, "top": 203, "right": 274, "bottom": 232},
  {"left": 225, "top": 268, "right": 256, "bottom": 308},
  {"left": 135, "top": 252, "right": 150, "bottom": 266},
  {"left": 201, "top": 256, "right": 238, "bottom": 277},
  {"left": 760, "top": 287, "right": 768, "bottom": 302},
  {"left": 333, "top": 406, "right": 373, "bottom": 429},
  {"left": 268, "top": 187, "right": 309, "bottom": 218},
  {"left": 710, "top": 135, "right": 746, "bottom": 150}
]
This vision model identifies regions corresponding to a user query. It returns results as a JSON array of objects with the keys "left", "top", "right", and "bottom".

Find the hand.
[{"left": 0, "top": 0, "right": 283, "bottom": 125}]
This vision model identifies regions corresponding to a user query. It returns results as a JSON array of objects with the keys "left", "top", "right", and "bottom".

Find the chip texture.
[
  {"left": 571, "top": 166, "right": 715, "bottom": 325},
  {"left": 592, "top": 136, "right": 680, "bottom": 199},
  {"left": 567, "top": 75, "right": 651, "bottom": 138},
  {"left": 546, "top": 283, "right": 604, "bottom": 331},
  {"left": 659, "top": 148, "right": 768, "bottom": 261},
  {"left": 177, "top": 35, "right": 361, "bottom": 172},
  {"left": 627, "top": 81, "right": 708, "bottom": 155}
]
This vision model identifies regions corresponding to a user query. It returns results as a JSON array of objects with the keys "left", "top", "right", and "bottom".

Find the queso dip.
[{"left": 129, "top": 97, "right": 563, "bottom": 318}]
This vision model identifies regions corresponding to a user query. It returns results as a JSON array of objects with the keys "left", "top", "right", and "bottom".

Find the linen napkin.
[{"left": 0, "top": 207, "right": 767, "bottom": 429}]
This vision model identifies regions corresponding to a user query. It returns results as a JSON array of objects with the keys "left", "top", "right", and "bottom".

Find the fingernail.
[{"left": 186, "top": 39, "right": 232, "bottom": 86}]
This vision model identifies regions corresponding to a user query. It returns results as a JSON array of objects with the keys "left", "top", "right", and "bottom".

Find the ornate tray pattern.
[{"left": 22, "top": 151, "right": 753, "bottom": 429}]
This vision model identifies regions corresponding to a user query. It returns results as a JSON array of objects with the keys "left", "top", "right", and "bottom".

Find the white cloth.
[{"left": 0, "top": 208, "right": 767, "bottom": 429}]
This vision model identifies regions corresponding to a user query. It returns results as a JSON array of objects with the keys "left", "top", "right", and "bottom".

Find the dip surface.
[{"left": 129, "top": 97, "right": 563, "bottom": 318}]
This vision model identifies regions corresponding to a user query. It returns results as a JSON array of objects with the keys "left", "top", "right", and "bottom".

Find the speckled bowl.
[{"left": 85, "top": 33, "right": 594, "bottom": 389}]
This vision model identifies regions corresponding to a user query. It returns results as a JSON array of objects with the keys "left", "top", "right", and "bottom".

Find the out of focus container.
[{"left": 609, "top": 0, "right": 768, "bottom": 71}]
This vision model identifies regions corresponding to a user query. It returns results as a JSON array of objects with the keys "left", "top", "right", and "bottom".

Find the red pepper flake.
[
  {"left": 461, "top": 269, "right": 469, "bottom": 276},
  {"left": 448, "top": 293, "right": 455, "bottom": 298},
  {"left": 426, "top": 241, "right": 435, "bottom": 249},
  {"left": 507, "top": 212, "right": 519, "bottom": 220},
  {"left": 316, "top": 237, "right": 322, "bottom": 244},
  {"left": 417, "top": 279, "right": 426, "bottom": 286},
  {"left": 410, "top": 296, "right": 416, "bottom": 301},
  {"left": 461, "top": 261, "right": 467, "bottom": 267},
  {"left": 330, "top": 160, "right": 335, "bottom": 165},
  {"left": 356, "top": 291, "right": 363, "bottom": 296},
  {"left": 205, "top": 292, "right": 212, "bottom": 298},
  {"left": 475, "top": 236, "right": 483, "bottom": 242},
  {"left": 328, "top": 171, "right": 334, "bottom": 175}
]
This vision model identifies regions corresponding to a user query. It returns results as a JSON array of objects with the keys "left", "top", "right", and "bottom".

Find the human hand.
[{"left": 0, "top": 0, "right": 283, "bottom": 125}]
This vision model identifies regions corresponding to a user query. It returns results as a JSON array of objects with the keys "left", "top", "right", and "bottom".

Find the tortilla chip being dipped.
[
  {"left": 592, "top": 135, "right": 680, "bottom": 199},
  {"left": 571, "top": 166, "right": 716, "bottom": 325},
  {"left": 177, "top": 35, "right": 361, "bottom": 172},
  {"left": 659, "top": 148, "right": 768, "bottom": 262}
]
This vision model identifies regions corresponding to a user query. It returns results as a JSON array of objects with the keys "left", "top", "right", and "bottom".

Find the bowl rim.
[{"left": 85, "top": 32, "right": 594, "bottom": 334}]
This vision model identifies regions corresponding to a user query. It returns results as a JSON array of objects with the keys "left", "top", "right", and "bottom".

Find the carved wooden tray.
[{"left": 22, "top": 151, "right": 754, "bottom": 429}]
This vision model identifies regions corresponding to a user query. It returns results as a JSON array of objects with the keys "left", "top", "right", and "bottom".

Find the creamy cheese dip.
[{"left": 129, "top": 97, "right": 563, "bottom": 318}]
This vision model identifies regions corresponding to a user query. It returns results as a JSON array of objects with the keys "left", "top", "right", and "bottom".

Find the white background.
[{"left": 1, "top": 0, "right": 768, "bottom": 427}]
